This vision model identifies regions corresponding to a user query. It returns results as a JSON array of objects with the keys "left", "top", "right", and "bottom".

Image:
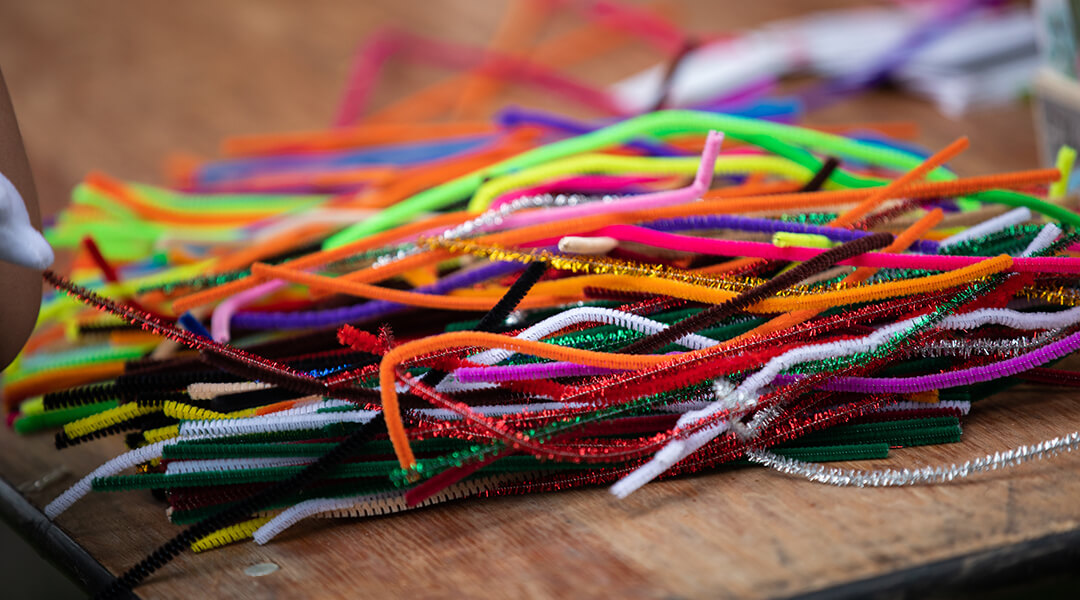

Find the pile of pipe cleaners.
[{"left": 3, "top": 1, "right": 1080, "bottom": 596}]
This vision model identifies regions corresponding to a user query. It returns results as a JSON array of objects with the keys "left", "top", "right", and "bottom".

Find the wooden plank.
[
  {"left": 5, "top": 386, "right": 1080, "bottom": 599},
  {"left": 0, "top": 1, "right": 1075, "bottom": 599}
]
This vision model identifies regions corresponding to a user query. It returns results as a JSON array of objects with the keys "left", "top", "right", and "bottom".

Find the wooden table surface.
[{"left": 3, "top": 1, "right": 1079, "bottom": 599}]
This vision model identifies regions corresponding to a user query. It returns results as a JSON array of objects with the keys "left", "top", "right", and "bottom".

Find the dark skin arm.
[{"left": 0, "top": 68, "right": 45, "bottom": 370}]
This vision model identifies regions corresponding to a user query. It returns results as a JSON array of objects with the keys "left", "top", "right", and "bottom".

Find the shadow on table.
[{"left": 0, "top": 517, "right": 84, "bottom": 600}]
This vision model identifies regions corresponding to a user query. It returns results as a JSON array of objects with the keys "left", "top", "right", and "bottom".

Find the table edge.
[
  {"left": 786, "top": 525, "right": 1080, "bottom": 599},
  {"left": 0, "top": 475, "right": 137, "bottom": 599}
]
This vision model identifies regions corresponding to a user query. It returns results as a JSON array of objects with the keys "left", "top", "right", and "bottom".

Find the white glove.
[{"left": 0, "top": 171, "right": 52, "bottom": 270}]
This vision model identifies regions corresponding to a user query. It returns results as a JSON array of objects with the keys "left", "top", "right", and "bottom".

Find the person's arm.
[{"left": 0, "top": 68, "right": 49, "bottom": 370}]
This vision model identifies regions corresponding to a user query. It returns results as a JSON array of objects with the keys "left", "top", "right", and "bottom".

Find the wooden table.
[{"left": 3, "top": 1, "right": 1080, "bottom": 598}]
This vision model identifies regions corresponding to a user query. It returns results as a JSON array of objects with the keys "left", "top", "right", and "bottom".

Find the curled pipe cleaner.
[{"left": 476, "top": 129, "right": 724, "bottom": 226}]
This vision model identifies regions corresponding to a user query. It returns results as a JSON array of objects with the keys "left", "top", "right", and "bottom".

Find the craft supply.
[{"left": 4, "top": 2, "right": 1080, "bottom": 597}]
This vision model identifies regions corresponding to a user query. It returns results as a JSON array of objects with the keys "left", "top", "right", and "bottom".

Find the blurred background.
[
  {"left": 0, "top": 1, "right": 1056, "bottom": 219},
  {"left": 0, "top": 0, "right": 1077, "bottom": 597}
]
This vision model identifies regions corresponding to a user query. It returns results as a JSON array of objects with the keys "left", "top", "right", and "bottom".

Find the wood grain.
[{"left": 0, "top": 1, "right": 1071, "bottom": 599}]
